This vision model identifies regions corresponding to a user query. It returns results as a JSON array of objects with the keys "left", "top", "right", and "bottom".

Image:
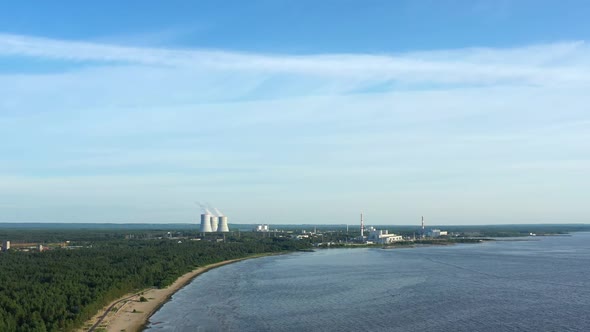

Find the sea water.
[{"left": 146, "top": 232, "right": 590, "bottom": 331}]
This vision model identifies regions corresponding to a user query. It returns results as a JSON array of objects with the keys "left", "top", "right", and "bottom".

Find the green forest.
[{"left": 0, "top": 235, "right": 310, "bottom": 332}]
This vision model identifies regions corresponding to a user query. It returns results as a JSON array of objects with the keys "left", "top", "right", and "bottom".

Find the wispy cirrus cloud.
[
  {"left": 1, "top": 33, "right": 589, "bottom": 87},
  {"left": 1, "top": 33, "right": 589, "bottom": 223}
]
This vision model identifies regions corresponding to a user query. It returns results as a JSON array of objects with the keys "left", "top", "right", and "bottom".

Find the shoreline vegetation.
[
  {"left": 381, "top": 238, "right": 492, "bottom": 249},
  {"left": 315, "top": 237, "right": 494, "bottom": 249},
  {"left": 0, "top": 235, "right": 310, "bottom": 332},
  {"left": 85, "top": 239, "right": 494, "bottom": 331},
  {"left": 80, "top": 239, "right": 489, "bottom": 331},
  {"left": 81, "top": 252, "right": 282, "bottom": 332},
  {"left": 2, "top": 225, "right": 588, "bottom": 332}
]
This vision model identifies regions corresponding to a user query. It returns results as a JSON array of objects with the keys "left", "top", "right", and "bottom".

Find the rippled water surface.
[{"left": 146, "top": 233, "right": 590, "bottom": 331}]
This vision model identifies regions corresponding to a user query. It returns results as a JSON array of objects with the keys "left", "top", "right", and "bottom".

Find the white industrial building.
[
  {"left": 1, "top": 240, "right": 9, "bottom": 252},
  {"left": 367, "top": 227, "right": 403, "bottom": 244},
  {"left": 254, "top": 224, "right": 270, "bottom": 232},
  {"left": 427, "top": 229, "right": 448, "bottom": 237}
]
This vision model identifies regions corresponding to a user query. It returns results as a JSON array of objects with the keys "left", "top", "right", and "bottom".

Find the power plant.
[
  {"left": 197, "top": 203, "right": 229, "bottom": 233},
  {"left": 200, "top": 213, "right": 213, "bottom": 233},
  {"left": 218, "top": 216, "right": 229, "bottom": 232},
  {"left": 210, "top": 215, "right": 219, "bottom": 232}
]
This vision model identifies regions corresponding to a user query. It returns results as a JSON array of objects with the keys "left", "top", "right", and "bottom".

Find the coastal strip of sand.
[{"left": 80, "top": 253, "right": 279, "bottom": 332}]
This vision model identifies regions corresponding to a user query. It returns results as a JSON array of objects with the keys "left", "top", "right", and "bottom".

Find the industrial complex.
[
  {"left": 356, "top": 212, "right": 405, "bottom": 244},
  {"left": 254, "top": 224, "right": 270, "bottom": 232},
  {"left": 199, "top": 209, "right": 230, "bottom": 233},
  {"left": 355, "top": 212, "right": 448, "bottom": 244}
]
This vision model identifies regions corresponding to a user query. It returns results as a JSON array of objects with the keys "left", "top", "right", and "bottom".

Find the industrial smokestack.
[
  {"left": 200, "top": 213, "right": 213, "bottom": 233},
  {"left": 218, "top": 216, "right": 229, "bottom": 232},
  {"left": 210, "top": 215, "right": 219, "bottom": 232},
  {"left": 360, "top": 212, "right": 364, "bottom": 237},
  {"left": 197, "top": 201, "right": 227, "bottom": 232}
]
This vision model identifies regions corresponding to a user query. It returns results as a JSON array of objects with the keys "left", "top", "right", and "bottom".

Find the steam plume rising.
[
  {"left": 205, "top": 202, "right": 218, "bottom": 216},
  {"left": 195, "top": 201, "right": 212, "bottom": 215}
]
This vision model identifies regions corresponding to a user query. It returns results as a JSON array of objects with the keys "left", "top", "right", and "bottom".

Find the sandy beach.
[{"left": 81, "top": 254, "right": 273, "bottom": 332}]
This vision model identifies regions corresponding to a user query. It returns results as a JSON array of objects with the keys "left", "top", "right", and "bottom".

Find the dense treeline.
[
  {"left": 0, "top": 228, "right": 194, "bottom": 243},
  {"left": 0, "top": 236, "right": 310, "bottom": 332}
]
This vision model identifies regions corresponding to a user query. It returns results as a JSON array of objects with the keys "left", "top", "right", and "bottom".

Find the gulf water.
[{"left": 146, "top": 233, "right": 590, "bottom": 331}]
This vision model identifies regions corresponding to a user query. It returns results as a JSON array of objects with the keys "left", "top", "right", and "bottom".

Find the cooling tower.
[
  {"left": 210, "top": 215, "right": 219, "bottom": 232},
  {"left": 218, "top": 216, "right": 229, "bottom": 232},
  {"left": 200, "top": 213, "right": 213, "bottom": 233}
]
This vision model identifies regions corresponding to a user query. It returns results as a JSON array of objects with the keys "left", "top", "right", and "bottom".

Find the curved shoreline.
[{"left": 81, "top": 252, "right": 281, "bottom": 332}]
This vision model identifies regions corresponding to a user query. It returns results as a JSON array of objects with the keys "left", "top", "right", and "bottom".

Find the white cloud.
[
  {"left": 1, "top": 33, "right": 589, "bottom": 86},
  {"left": 1, "top": 33, "right": 589, "bottom": 223}
]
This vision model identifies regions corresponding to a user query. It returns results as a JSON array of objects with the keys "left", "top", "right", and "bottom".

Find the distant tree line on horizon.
[{"left": 2, "top": 223, "right": 588, "bottom": 244}]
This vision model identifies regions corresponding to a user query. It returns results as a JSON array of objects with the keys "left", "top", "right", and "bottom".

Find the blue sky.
[{"left": 1, "top": 1, "right": 589, "bottom": 224}]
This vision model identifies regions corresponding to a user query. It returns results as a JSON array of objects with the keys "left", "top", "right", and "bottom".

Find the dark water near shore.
[{"left": 146, "top": 233, "right": 590, "bottom": 331}]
